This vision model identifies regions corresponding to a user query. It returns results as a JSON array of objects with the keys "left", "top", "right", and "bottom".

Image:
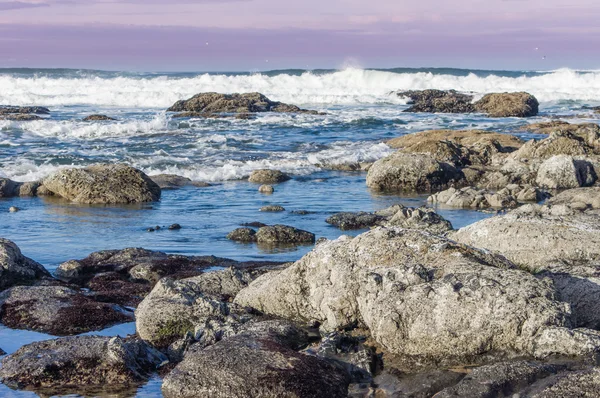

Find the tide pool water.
[{"left": 1, "top": 66, "right": 600, "bottom": 397}]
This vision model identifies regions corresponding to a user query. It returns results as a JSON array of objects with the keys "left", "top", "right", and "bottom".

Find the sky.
[{"left": 0, "top": 0, "right": 599, "bottom": 71}]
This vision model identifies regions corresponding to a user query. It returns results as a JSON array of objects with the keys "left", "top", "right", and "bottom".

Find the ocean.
[{"left": 1, "top": 66, "right": 600, "bottom": 397}]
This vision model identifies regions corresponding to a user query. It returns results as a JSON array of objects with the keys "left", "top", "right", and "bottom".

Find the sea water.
[{"left": 1, "top": 66, "right": 600, "bottom": 397}]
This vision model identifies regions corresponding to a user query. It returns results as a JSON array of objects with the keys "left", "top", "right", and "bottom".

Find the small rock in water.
[
  {"left": 258, "top": 184, "right": 275, "bottom": 194},
  {"left": 155, "top": 226, "right": 161, "bottom": 230},
  {"left": 259, "top": 205, "right": 285, "bottom": 212},
  {"left": 8, "top": 206, "right": 19, "bottom": 213},
  {"left": 291, "top": 210, "right": 311, "bottom": 215},
  {"left": 147, "top": 227, "right": 155, "bottom": 232},
  {"left": 169, "top": 224, "right": 182, "bottom": 230},
  {"left": 241, "top": 222, "right": 267, "bottom": 228}
]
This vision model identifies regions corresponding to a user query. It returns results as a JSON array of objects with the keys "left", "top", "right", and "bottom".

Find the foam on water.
[{"left": 1, "top": 68, "right": 600, "bottom": 108}]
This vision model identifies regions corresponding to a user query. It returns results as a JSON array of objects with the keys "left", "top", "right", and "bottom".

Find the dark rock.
[
  {"left": 0, "top": 285, "right": 133, "bottom": 336},
  {"left": 256, "top": 225, "right": 315, "bottom": 245},
  {"left": 161, "top": 323, "right": 349, "bottom": 398},
  {"left": 241, "top": 221, "right": 268, "bottom": 228},
  {"left": 291, "top": 210, "right": 312, "bottom": 215},
  {"left": 82, "top": 114, "right": 116, "bottom": 121},
  {"left": 43, "top": 164, "right": 161, "bottom": 204},
  {"left": 0, "top": 178, "right": 41, "bottom": 198},
  {"left": 0, "top": 239, "right": 51, "bottom": 292},
  {"left": 474, "top": 92, "right": 539, "bottom": 117},
  {"left": 0, "top": 106, "right": 50, "bottom": 115},
  {"left": 260, "top": 205, "right": 285, "bottom": 212},
  {"left": 168, "top": 224, "right": 182, "bottom": 230},
  {"left": 227, "top": 228, "right": 258, "bottom": 243},
  {"left": 0, "top": 336, "right": 166, "bottom": 394},
  {"left": 326, "top": 212, "right": 385, "bottom": 230},
  {"left": 167, "top": 92, "right": 320, "bottom": 115},
  {"left": 373, "top": 368, "right": 465, "bottom": 398},
  {"left": 248, "top": 169, "right": 291, "bottom": 184},
  {"left": 0, "top": 114, "right": 43, "bottom": 121},
  {"left": 396, "top": 89, "right": 476, "bottom": 114},
  {"left": 8, "top": 206, "right": 19, "bottom": 213}
]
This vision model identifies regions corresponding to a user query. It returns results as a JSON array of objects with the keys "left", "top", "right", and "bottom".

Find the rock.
[
  {"left": 0, "top": 336, "right": 166, "bottom": 393},
  {"left": 326, "top": 212, "right": 385, "bottom": 230},
  {"left": 510, "top": 127, "right": 600, "bottom": 160},
  {"left": 0, "top": 178, "right": 41, "bottom": 198},
  {"left": 0, "top": 114, "right": 43, "bottom": 121},
  {"left": 527, "top": 366, "right": 600, "bottom": 397},
  {"left": 167, "top": 92, "right": 320, "bottom": 115},
  {"left": 450, "top": 210, "right": 600, "bottom": 271},
  {"left": 0, "top": 285, "right": 133, "bottom": 335},
  {"left": 366, "top": 152, "right": 464, "bottom": 192},
  {"left": 162, "top": 322, "right": 349, "bottom": 398},
  {"left": 547, "top": 187, "right": 600, "bottom": 210},
  {"left": 17, "top": 181, "right": 40, "bottom": 196},
  {"left": 0, "top": 239, "right": 51, "bottom": 292},
  {"left": 8, "top": 206, "right": 19, "bottom": 213},
  {"left": 235, "top": 227, "right": 583, "bottom": 367},
  {"left": 150, "top": 174, "right": 190, "bottom": 189},
  {"left": 259, "top": 205, "right": 285, "bottom": 212},
  {"left": 168, "top": 224, "right": 182, "bottom": 230},
  {"left": 373, "top": 368, "right": 464, "bottom": 398},
  {"left": 135, "top": 268, "right": 258, "bottom": 347},
  {"left": 387, "top": 129, "right": 523, "bottom": 166},
  {"left": 428, "top": 186, "right": 527, "bottom": 209},
  {"left": 519, "top": 121, "right": 600, "bottom": 147},
  {"left": 240, "top": 221, "right": 268, "bottom": 228},
  {"left": 474, "top": 92, "right": 539, "bottom": 117},
  {"left": 396, "top": 90, "right": 476, "bottom": 113},
  {"left": 0, "top": 106, "right": 50, "bottom": 115},
  {"left": 43, "top": 164, "right": 161, "bottom": 204},
  {"left": 248, "top": 169, "right": 291, "bottom": 184},
  {"left": 227, "top": 228, "right": 257, "bottom": 243},
  {"left": 259, "top": 184, "right": 275, "bottom": 194},
  {"left": 434, "top": 361, "right": 566, "bottom": 398},
  {"left": 256, "top": 225, "right": 315, "bottom": 245},
  {"left": 82, "top": 114, "right": 116, "bottom": 121},
  {"left": 536, "top": 155, "right": 596, "bottom": 189}
]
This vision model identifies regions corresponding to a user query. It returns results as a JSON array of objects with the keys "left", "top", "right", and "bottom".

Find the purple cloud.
[{"left": 0, "top": 1, "right": 48, "bottom": 10}]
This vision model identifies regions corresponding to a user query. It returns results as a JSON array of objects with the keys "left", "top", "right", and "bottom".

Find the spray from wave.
[{"left": 0, "top": 68, "right": 599, "bottom": 108}]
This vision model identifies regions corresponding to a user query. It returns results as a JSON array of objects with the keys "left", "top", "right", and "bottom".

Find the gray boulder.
[
  {"left": 226, "top": 227, "right": 257, "bottom": 243},
  {"left": 0, "top": 238, "right": 50, "bottom": 292},
  {"left": 82, "top": 114, "right": 116, "bottom": 121},
  {"left": 255, "top": 225, "right": 315, "bottom": 245},
  {"left": 235, "top": 227, "right": 585, "bottom": 367},
  {"left": 248, "top": 169, "right": 291, "bottom": 184},
  {"left": 42, "top": 164, "right": 161, "bottom": 204},
  {"left": 366, "top": 152, "right": 464, "bottom": 192},
  {"left": 547, "top": 187, "right": 600, "bottom": 210},
  {"left": 0, "top": 336, "right": 165, "bottom": 393},
  {"left": 536, "top": 155, "right": 596, "bottom": 189},
  {"left": 474, "top": 92, "right": 539, "bottom": 117},
  {"left": 150, "top": 174, "right": 210, "bottom": 189}
]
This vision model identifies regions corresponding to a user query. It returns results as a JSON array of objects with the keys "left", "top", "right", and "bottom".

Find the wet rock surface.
[
  {"left": 0, "top": 238, "right": 51, "bottom": 292},
  {"left": 150, "top": 174, "right": 210, "bottom": 189},
  {"left": 0, "top": 178, "right": 41, "bottom": 198},
  {"left": 474, "top": 92, "right": 539, "bottom": 117},
  {"left": 0, "top": 336, "right": 166, "bottom": 394},
  {"left": 248, "top": 169, "right": 291, "bottom": 184},
  {"left": 396, "top": 89, "right": 476, "bottom": 114},
  {"left": 82, "top": 114, "right": 116, "bottom": 121},
  {"left": 42, "top": 164, "right": 161, "bottom": 204}
]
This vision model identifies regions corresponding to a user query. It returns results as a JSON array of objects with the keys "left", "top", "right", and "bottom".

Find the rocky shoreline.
[{"left": 2, "top": 91, "right": 600, "bottom": 397}]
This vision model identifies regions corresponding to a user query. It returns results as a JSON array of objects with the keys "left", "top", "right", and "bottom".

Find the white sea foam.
[{"left": 1, "top": 68, "right": 599, "bottom": 108}]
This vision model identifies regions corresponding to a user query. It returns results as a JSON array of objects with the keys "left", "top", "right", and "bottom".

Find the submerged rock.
[
  {"left": 43, "top": 164, "right": 161, "bottom": 204},
  {"left": 0, "top": 114, "right": 43, "bottom": 121},
  {"left": 255, "top": 225, "right": 315, "bottom": 245},
  {"left": 259, "top": 205, "right": 285, "bottom": 212},
  {"left": 0, "top": 106, "right": 50, "bottom": 115},
  {"left": 162, "top": 321, "right": 349, "bottom": 398},
  {"left": 248, "top": 169, "right": 291, "bottom": 184},
  {"left": 474, "top": 92, "right": 539, "bottom": 117},
  {"left": 0, "top": 285, "right": 132, "bottom": 336},
  {"left": 0, "top": 239, "right": 51, "bottom": 292},
  {"left": 0, "top": 336, "right": 166, "bottom": 393},
  {"left": 366, "top": 152, "right": 464, "bottom": 192},
  {"left": 82, "top": 114, "right": 116, "bottom": 121},
  {"left": 167, "top": 92, "right": 320, "bottom": 115},
  {"left": 235, "top": 227, "right": 587, "bottom": 368}
]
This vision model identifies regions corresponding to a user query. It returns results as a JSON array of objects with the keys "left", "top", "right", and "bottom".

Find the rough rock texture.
[
  {"left": 255, "top": 225, "right": 315, "bottom": 245},
  {"left": 0, "top": 106, "right": 50, "bottom": 115},
  {"left": 248, "top": 169, "right": 291, "bottom": 184},
  {"left": 387, "top": 129, "right": 523, "bottom": 167},
  {"left": 0, "top": 336, "right": 166, "bottom": 393},
  {"left": 396, "top": 90, "right": 476, "bottom": 114},
  {"left": 519, "top": 121, "right": 600, "bottom": 139},
  {"left": 0, "top": 285, "right": 132, "bottom": 335},
  {"left": 366, "top": 152, "right": 464, "bottom": 192},
  {"left": 0, "top": 178, "right": 41, "bottom": 198},
  {"left": 0, "top": 114, "right": 43, "bottom": 121},
  {"left": 535, "top": 155, "right": 596, "bottom": 189},
  {"left": 450, "top": 209, "right": 600, "bottom": 271},
  {"left": 162, "top": 321, "right": 349, "bottom": 398},
  {"left": 135, "top": 268, "right": 258, "bottom": 347},
  {"left": 42, "top": 164, "right": 161, "bottom": 204},
  {"left": 474, "top": 92, "right": 539, "bottom": 117},
  {"left": 167, "top": 92, "right": 320, "bottom": 115},
  {"left": 258, "top": 184, "right": 274, "bottom": 194},
  {"left": 260, "top": 205, "right": 285, "bottom": 212},
  {"left": 150, "top": 174, "right": 210, "bottom": 190},
  {"left": 326, "top": 212, "right": 385, "bottom": 230},
  {"left": 226, "top": 228, "right": 257, "bottom": 243},
  {"left": 510, "top": 126, "right": 600, "bottom": 160},
  {"left": 0, "top": 239, "right": 51, "bottom": 292},
  {"left": 82, "top": 114, "right": 116, "bottom": 121},
  {"left": 235, "top": 227, "right": 585, "bottom": 367},
  {"left": 428, "top": 185, "right": 544, "bottom": 209},
  {"left": 528, "top": 366, "right": 600, "bottom": 397},
  {"left": 547, "top": 187, "right": 600, "bottom": 210}
]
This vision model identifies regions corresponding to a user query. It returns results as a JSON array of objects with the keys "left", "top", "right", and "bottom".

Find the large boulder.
[
  {"left": 42, "top": 164, "right": 161, "bottom": 204},
  {"left": 235, "top": 227, "right": 588, "bottom": 367},
  {"left": 0, "top": 239, "right": 51, "bottom": 292},
  {"left": 535, "top": 155, "right": 596, "bottom": 189},
  {"left": 450, "top": 209, "right": 600, "bottom": 271},
  {"left": 0, "top": 336, "right": 166, "bottom": 394},
  {"left": 396, "top": 90, "right": 476, "bottom": 114},
  {"left": 0, "top": 285, "right": 132, "bottom": 336},
  {"left": 366, "top": 152, "right": 464, "bottom": 192},
  {"left": 162, "top": 321, "right": 349, "bottom": 398},
  {"left": 474, "top": 92, "right": 539, "bottom": 117},
  {"left": 167, "top": 92, "right": 320, "bottom": 115},
  {"left": 547, "top": 187, "right": 600, "bottom": 210}
]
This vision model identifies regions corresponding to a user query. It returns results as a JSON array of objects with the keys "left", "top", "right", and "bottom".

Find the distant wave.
[{"left": 0, "top": 67, "right": 599, "bottom": 107}]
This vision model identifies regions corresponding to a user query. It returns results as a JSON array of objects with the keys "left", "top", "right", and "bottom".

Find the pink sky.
[{"left": 0, "top": 0, "right": 599, "bottom": 70}]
